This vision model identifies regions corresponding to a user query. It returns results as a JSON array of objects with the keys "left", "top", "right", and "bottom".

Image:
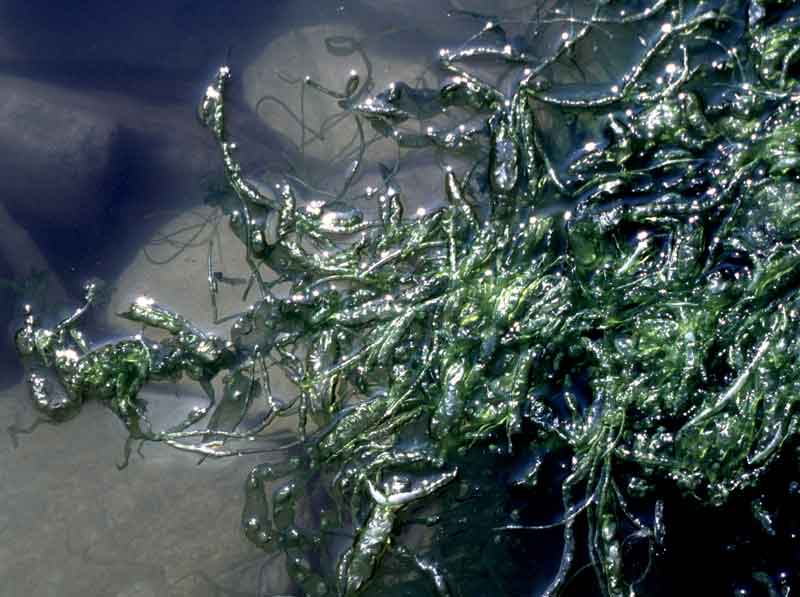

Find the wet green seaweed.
[{"left": 12, "top": 0, "right": 800, "bottom": 594}]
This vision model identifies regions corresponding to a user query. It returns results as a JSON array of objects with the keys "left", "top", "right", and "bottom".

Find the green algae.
[{"left": 12, "top": 0, "right": 800, "bottom": 594}]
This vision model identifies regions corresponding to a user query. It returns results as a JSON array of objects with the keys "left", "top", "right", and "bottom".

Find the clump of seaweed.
[{"left": 12, "top": 0, "right": 800, "bottom": 594}]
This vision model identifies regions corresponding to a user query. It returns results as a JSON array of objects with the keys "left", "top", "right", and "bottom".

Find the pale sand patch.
[
  {"left": 0, "top": 379, "right": 285, "bottom": 597},
  {"left": 242, "top": 22, "right": 436, "bottom": 168},
  {"left": 108, "top": 207, "right": 248, "bottom": 338}
]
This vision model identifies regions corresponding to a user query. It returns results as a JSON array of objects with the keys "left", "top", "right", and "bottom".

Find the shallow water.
[
  {"left": 1, "top": 1, "right": 776, "bottom": 595},
  {"left": 0, "top": 2, "right": 529, "bottom": 595}
]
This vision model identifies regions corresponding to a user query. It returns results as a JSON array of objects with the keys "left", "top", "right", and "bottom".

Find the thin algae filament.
[{"left": 11, "top": 0, "right": 800, "bottom": 594}]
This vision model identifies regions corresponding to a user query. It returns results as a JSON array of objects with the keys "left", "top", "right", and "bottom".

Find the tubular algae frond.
[{"left": 12, "top": 0, "right": 800, "bottom": 594}]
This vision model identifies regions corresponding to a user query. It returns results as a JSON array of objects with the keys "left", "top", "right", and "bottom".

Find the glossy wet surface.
[
  {"left": 0, "top": 2, "right": 480, "bottom": 595},
  {"left": 5, "top": 1, "right": 795, "bottom": 595}
]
